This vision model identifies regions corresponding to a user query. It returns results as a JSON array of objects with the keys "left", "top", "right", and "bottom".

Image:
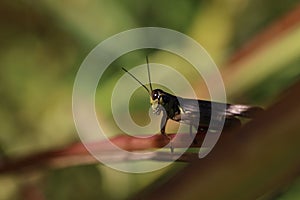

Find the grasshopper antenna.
[
  {"left": 146, "top": 56, "right": 153, "bottom": 92},
  {"left": 122, "top": 67, "right": 150, "bottom": 94}
]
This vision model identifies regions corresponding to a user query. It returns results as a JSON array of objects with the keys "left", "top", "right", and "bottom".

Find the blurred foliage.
[
  {"left": 0, "top": 0, "right": 300, "bottom": 199},
  {"left": 232, "top": 0, "right": 299, "bottom": 49},
  {"left": 277, "top": 177, "right": 300, "bottom": 200},
  {"left": 44, "top": 165, "right": 103, "bottom": 200}
]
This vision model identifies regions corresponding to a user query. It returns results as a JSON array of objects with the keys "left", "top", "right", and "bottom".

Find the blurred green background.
[{"left": 1, "top": 0, "right": 300, "bottom": 199}]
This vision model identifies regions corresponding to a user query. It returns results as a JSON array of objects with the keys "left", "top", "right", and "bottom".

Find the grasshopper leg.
[{"left": 160, "top": 112, "right": 173, "bottom": 152}]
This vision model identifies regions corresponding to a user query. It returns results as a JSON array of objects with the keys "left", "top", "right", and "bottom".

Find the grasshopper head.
[
  {"left": 150, "top": 89, "right": 165, "bottom": 115},
  {"left": 122, "top": 57, "right": 168, "bottom": 115}
]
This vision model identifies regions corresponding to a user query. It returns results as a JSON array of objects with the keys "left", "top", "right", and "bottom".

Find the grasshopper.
[{"left": 122, "top": 57, "right": 263, "bottom": 152}]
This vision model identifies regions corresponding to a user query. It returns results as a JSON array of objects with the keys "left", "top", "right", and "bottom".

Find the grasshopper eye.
[{"left": 152, "top": 92, "right": 159, "bottom": 100}]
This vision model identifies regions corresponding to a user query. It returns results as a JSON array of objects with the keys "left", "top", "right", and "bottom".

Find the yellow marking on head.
[
  {"left": 159, "top": 96, "right": 164, "bottom": 104},
  {"left": 150, "top": 97, "right": 159, "bottom": 110}
]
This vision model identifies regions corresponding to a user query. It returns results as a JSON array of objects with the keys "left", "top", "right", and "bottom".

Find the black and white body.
[{"left": 149, "top": 88, "right": 263, "bottom": 134}]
